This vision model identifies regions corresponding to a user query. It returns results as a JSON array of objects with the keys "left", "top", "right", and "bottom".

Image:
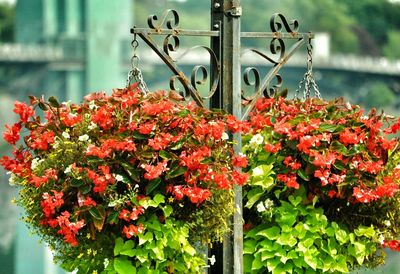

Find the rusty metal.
[{"left": 130, "top": 1, "right": 313, "bottom": 273}]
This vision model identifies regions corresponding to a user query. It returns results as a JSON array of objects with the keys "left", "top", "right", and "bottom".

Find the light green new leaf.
[
  {"left": 114, "top": 256, "right": 136, "bottom": 274},
  {"left": 256, "top": 226, "right": 281, "bottom": 240}
]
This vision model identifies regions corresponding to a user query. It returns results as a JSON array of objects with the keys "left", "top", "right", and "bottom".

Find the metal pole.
[{"left": 216, "top": 1, "right": 243, "bottom": 273}]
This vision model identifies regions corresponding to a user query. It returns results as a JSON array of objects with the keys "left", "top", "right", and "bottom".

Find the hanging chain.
[
  {"left": 127, "top": 33, "right": 149, "bottom": 94},
  {"left": 295, "top": 36, "right": 321, "bottom": 99}
]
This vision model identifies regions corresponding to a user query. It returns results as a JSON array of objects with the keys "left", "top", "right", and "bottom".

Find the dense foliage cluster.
[
  {"left": 0, "top": 84, "right": 247, "bottom": 273},
  {"left": 243, "top": 96, "right": 400, "bottom": 273}
]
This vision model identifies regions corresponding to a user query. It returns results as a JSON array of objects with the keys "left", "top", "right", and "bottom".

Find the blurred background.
[{"left": 1, "top": 0, "right": 400, "bottom": 273}]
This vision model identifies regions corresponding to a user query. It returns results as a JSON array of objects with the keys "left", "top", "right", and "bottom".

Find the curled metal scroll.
[
  {"left": 270, "top": 13, "right": 299, "bottom": 34},
  {"left": 242, "top": 67, "right": 261, "bottom": 102},
  {"left": 168, "top": 45, "right": 220, "bottom": 100},
  {"left": 163, "top": 34, "right": 180, "bottom": 55},
  {"left": 148, "top": 9, "right": 179, "bottom": 30}
]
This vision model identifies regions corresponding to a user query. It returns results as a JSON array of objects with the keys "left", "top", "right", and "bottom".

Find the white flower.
[
  {"left": 114, "top": 174, "right": 124, "bottom": 182},
  {"left": 8, "top": 173, "right": 19, "bottom": 186},
  {"left": 88, "top": 122, "right": 98, "bottom": 130},
  {"left": 384, "top": 220, "right": 391, "bottom": 227},
  {"left": 31, "top": 158, "right": 44, "bottom": 170},
  {"left": 53, "top": 140, "right": 60, "bottom": 149},
  {"left": 88, "top": 101, "right": 97, "bottom": 110},
  {"left": 62, "top": 100, "right": 71, "bottom": 107},
  {"left": 78, "top": 134, "right": 90, "bottom": 142},
  {"left": 64, "top": 165, "right": 72, "bottom": 174},
  {"left": 249, "top": 134, "right": 264, "bottom": 146},
  {"left": 208, "top": 255, "right": 216, "bottom": 266},
  {"left": 62, "top": 132, "right": 70, "bottom": 139},
  {"left": 256, "top": 202, "right": 266, "bottom": 213},
  {"left": 221, "top": 132, "right": 229, "bottom": 140},
  {"left": 378, "top": 234, "right": 385, "bottom": 244},
  {"left": 264, "top": 199, "right": 274, "bottom": 210},
  {"left": 103, "top": 258, "right": 109, "bottom": 268}
]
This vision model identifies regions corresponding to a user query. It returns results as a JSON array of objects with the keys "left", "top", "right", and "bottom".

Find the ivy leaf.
[
  {"left": 319, "top": 124, "right": 344, "bottom": 133},
  {"left": 114, "top": 238, "right": 124, "bottom": 256},
  {"left": 245, "top": 187, "right": 264, "bottom": 209},
  {"left": 114, "top": 256, "right": 136, "bottom": 274},
  {"left": 256, "top": 226, "right": 280, "bottom": 240},
  {"left": 166, "top": 164, "right": 187, "bottom": 179}
]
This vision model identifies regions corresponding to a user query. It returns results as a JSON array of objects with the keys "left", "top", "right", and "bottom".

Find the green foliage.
[
  {"left": 244, "top": 191, "right": 379, "bottom": 273},
  {"left": 105, "top": 215, "right": 206, "bottom": 273},
  {"left": 383, "top": 30, "right": 400, "bottom": 60},
  {"left": 0, "top": 3, "right": 14, "bottom": 42},
  {"left": 364, "top": 82, "right": 396, "bottom": 109}
]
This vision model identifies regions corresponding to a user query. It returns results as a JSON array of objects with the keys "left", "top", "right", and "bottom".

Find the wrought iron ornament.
[{"left": 130, "top": 1, "right": 314, "bottom": 273}]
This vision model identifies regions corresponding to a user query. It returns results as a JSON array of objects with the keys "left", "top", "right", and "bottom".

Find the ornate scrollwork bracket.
[{"left": 131, "top": 9, "right": 220, "bottom": 108}]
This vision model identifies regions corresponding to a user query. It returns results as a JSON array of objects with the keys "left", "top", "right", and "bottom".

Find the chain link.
[
  {"left": 295, "top": 37, "right": 321, "bottom": 99},
  {"left": 126, "top": 33, "right": 149, "bottom": 94}
]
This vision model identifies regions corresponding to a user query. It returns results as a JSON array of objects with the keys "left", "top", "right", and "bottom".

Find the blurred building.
[{"left": 0, "top": 1, "right": 132, "bottom": 273}]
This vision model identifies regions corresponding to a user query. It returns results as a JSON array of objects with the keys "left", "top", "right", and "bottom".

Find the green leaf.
[
  {"left": 120, "top": 162, "right": 141, "bottom": 182},
  {"left": 266, "top": 258, "right": 280, "bottom": 272},
  {"left": 107, "top": 211, "right": 119, "bottom": 225},
  {"left": 354, "top": 226, "right": 375, "bottom": 238},
  {"left": 245, "top": 187, "right": 264, "bottom": 208},
  {"left": 251, "top": 253, "right": 263, "bottom": 271},
  {"left": 166, "top": 165, "right": 187, "bottom": 179},
  {"left": 256, "top": 226, "right": 281, "bottom": 240},
  {"left": 159, "top": 150, "right": 173, "bottom": 160},
  {"left": 114, "top": 256, "right": 136, "bottom": 274},
  {"left": 288, "top": 195, "right": 302, "bottom": 206},
  {"left": 70, "top": 179, "right": 83, "bottom": 187},
  {"left": 319, "top": 124, "right": 344, "bottom": 133},
  {"left": 297, "top": 169, "right": 310, "bottom": 181},
  {"left": 138, "top": 232, "right": 153, "bottom": 246},
  {"left": 89, "top": 206, "right": 105, "bottom": 220},
  {"left": 335, "top": 229, "right": 349, "bottom": 244},
  {"left": 153, "top": 194, "right": 165, "bottom": 206},
  {"left": 80, "top": 184, "right": 92, "bottom": 194},
  {"left": 38, "top": 102, "right": 48, "bottom": 110},
  {"left": 162, "top": 205, "right": 173, "bottom": 218},
  {"left": 114, "top": 238, "right": 124, "bottom": 256},
  {"left": 48, "top": 96, "right": 60, "bottom": 107},
  {"left": 334, "top": 255, "right": 349, "bottom": 273},
  {"left": 119, "top": 240, "right": 135, "bottom": 257},
  {"left": 146, "top": 178, "right": 161, "bottom": 195},
  {"left": 276, "top": 233, "right": 297, "bottom": 247},
  {"left": 177, "top": 109, "right": 190, "bottom": 117},
  {"left": 330, "top": 141, "right": 348, "bottom": 154},
  {"left": 133, "top": 131, "right": 148, "bottom": 140}
]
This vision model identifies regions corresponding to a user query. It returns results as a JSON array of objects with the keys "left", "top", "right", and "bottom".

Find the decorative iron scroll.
[
  {"left": 131, "top": 10, "right": 313, "bottom": 117},
  {"left": 240, "top": 13, "right": 312, "bottom": 120},
  {"left": 131, "top": 9, "right": 220, "bottom": 108}
]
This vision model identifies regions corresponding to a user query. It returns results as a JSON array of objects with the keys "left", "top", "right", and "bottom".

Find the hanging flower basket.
[
  {"left": 0, "top": 83, "right": 247, "bottom": 273},
  {"left": 242, "top": 96, "right": 400, "bottom": 273}
]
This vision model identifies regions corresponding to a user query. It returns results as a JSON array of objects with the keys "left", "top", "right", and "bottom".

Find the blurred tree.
[
  {"left": 364, "top": 82, "right": 396, "bottom": 109},
  {"left": 0, "top": 3, "right": 14, "bottom": 42},
  {"left": 383, "top": 30, "right": 400, "bottom": 60}
]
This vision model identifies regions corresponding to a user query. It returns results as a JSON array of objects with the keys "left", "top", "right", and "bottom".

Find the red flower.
[
  {"left": 41, "top": 190, "right": 64, "bottom": 218},
  {"left": 264, "top": 142, "right": 281, "bottom": 153},
  {"left": 92, "top": 105, "right": 114, "bottom": 130},
  {"left": 142, "top": 160, "right": 168, "bottom": 180},
  {"left": 277, "top": 173, "right": 299, "bottom": 189},
  {"left": 232, "top": 170, "right": 249, "bottom": 185},
  {"left": 141, "top": 101, "right": 174, "bottom": 116},
  {"left": 30, "top": 130, "right": 55, "bottom": 150},
  {"left": 138, "top": 122, "right": 155, "bottom": 134},
  {"left": 59, "top": 109, "right": 82, "bottom": 127},
  {"left": 232, "top": 155, "right": 248, "bottom": 168},
  {"left": 3, "top": 123, "right": 22, "bottom": 145},
  {"left": 13, "top": 101, "right": 34, "bottom": 123},
  {"left": 123, "top": 224, "right": 144, "bottom": 239},
  {"left": 56, "top": 211, "right": 85, "bottom": 246}
]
